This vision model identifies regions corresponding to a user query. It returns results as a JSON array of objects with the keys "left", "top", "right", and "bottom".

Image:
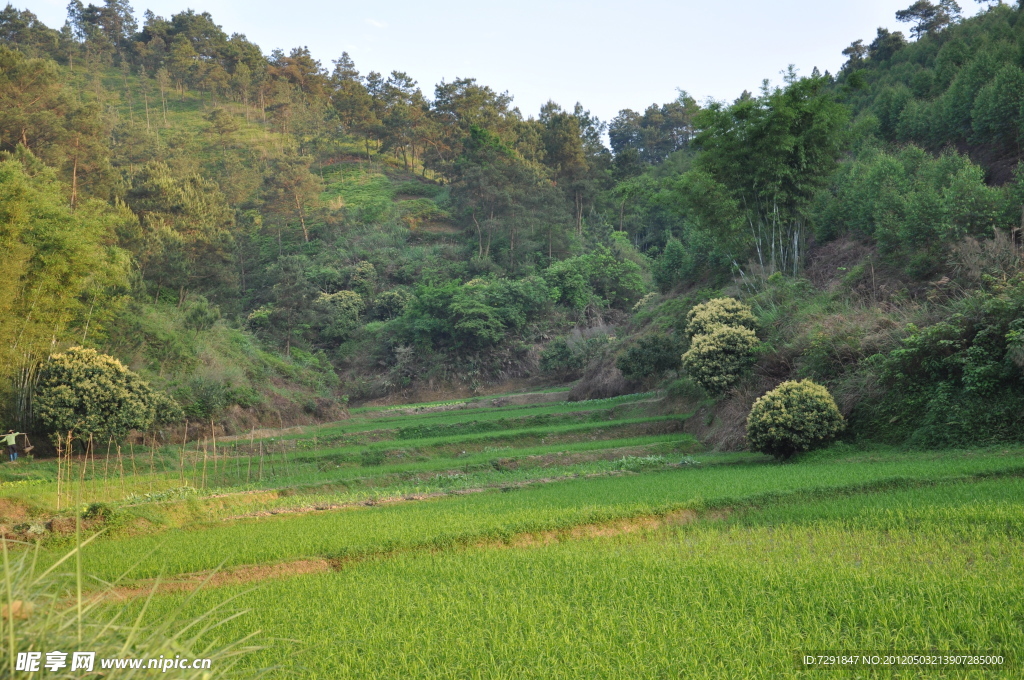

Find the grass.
[
  {"left": 0, "top": 393, "right": 672, "bottom": 513},
  {"left": 49, "top": 444, "right": 1024, "bottom": 581},
  {"left": 121, "top": 474, "right": 1024, "bottom": 679},
  {"left": 10, "top": 389, "right": 1024, "bottom": 678}
]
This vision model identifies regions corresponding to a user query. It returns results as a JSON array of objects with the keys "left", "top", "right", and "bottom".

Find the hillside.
[{"left": 1, "top": 1, "right": 1024, "bottom": 454}]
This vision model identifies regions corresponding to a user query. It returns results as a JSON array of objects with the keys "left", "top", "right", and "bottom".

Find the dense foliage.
[
  {"left": 684, "top": 298, "right": 758, "bottom": 338},
  {"left": 873, "top": 276, "right": 1024, "bottom": 447},
  {"left": 616, "top": 335, "right": 682, "bottom": 381},
  {"left": 681, "top": 325, "right": 760, "bottom": 394},
  {"left": 747, "top": 380, "right": 846, "bottom": 459},
  {"left": 5, "top": 0, "right": 1024, "bottom": 449},
  {"left": 35, "top": 347, "right": 159, "bottom": 441}
]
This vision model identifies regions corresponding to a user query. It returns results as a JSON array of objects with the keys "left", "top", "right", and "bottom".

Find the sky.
[{"left": 21, "top": 0, "right": 988, "bottom": 124}]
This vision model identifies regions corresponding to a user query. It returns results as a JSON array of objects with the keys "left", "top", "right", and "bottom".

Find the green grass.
[
  {"left": 729, "top": 475, "right": 1024, "bottom": 535},
  {"left": 0, "top": 396, "right": 673, "bottom": 513},
  {"left": 305, "top": 393, "right": 655, "bottom": 440},
  {"left": 125, "top": 474, "right": 1024, "bottom": 679},
  {"left": 56, "top": 446, "right": 1024, "bottom": 581}
]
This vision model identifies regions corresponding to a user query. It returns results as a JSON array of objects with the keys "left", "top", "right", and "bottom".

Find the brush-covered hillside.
[{"left": 2, "top": 0, "right": 1024, "bottom": 451}]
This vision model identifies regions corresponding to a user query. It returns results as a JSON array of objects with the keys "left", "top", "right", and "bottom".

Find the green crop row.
[
  {"left": 126, "top": 476, "right": 1024, "bottom": 679},
  {"left": 52, "top": 447, "right": 1024, "bottom": 581}
]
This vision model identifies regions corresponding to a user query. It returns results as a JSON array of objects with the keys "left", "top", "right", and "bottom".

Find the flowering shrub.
[
  {"left": 681, "top": 325, "right": 758, "bottom": 393},
  {"left": 684, "top": 297, "right": 757, "bottom": 338},
  {"left": 35, "top": 347, "right": 156, "bottom": 441},
  {"left": 747, "top": 379, "right": 845, "bottom": 459}
]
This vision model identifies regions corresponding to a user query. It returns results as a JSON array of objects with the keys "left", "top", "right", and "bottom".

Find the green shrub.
[
  {"left": 349, "top": 261, "right": 378, "bottom": 297},
  {"left": 35, "top": 347, "right": 155, "bottom": 442},
  {"left": 150, "top": 389, "right": 185, "bottom": 425},
  {"left": 616, "top": 335, "right": 682, "bottom": 381},
  {"left": 681, "top": 325, "right": 759, "bottom": 393},
  {"left": 747, "top": 379, "right": 845, "bottom": 459},
  {"left": 684, "top": 298, "right": 757, "bottom": 338},
  {"left": 540, "top": 338, "right": 584, "bottom": 378},
  {"left": 373, "top": 289, "right": 411, "bottom": 320},
  {"left": 869, "top": 278, "right": 1024, "bottom": 446},
  {"left": 544, "top": 250, "right": 647, "bottom": 311},
  {"left": 182, "top": 296, "right": 220, "bottom": 335},
  {"left": 316, "top": 290, "right": 365, "bottom": 341},
  {"left": 173, "top": 377, "right": 231, "bottom": 420}
]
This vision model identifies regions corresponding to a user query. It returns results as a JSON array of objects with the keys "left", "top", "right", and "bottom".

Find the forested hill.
[{"left": 3, "top": 1, "right": 1024, "bottom": 450}]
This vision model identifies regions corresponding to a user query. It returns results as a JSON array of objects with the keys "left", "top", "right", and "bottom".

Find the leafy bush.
[
  {"left": 35, "top": 347, "right": 155, "bottom": 441},
  {"left": 652, "top": 238, "right": 688, "bottom": 293},
  {"left": 349, "top": 261, "right": 378, "bottom": 297},
  {"left": 182, "top": 296, "right": 221, "bottom": 335},
  {"left": 373, "top": 289, "right": 411, "bottom": 320},
  {"left": 870, "top": 276, "right": 1024, "bottom": 446},
  {"left": 544, "top": 250, "right": 647, "bottom": 311},
  {"left": 315, "top": 290, "right": 365, "bottom": 342},
  {"left": 173, "top": 376, "right": 231, "bottom": 420},
  {"left": 681, "top": 325, "right": 759, "bottom": 394},
  {"left": 616, "top": 335, "right": 682, "bottom": 381},
  {"left": 812, "top": 145, "right": 1012, "bottom": 276},
  {"left": 150, "top": 389, "right": 185, "bottom": 425},
  {"left": 400, "top": 278, "right": 551, "bottom": 350},
  {"left": 685, "top": 298, "right": 757, "bottom": 338},
  {"left": 747, "top": 379, "right": 845, "bottom": 459}
]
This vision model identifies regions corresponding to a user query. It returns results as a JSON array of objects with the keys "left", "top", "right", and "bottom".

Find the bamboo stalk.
[
  {"left": 103, "top": 439, "right": 111, "bottom": 502},
  {"left": 211, "top": 420, "right": 218, "bottom": 485},
  {"left": 180, "top": 420, "right": 188, "bottom": 486},
  {"left": 117, "top": 445, "right": 125, "bottom": 497},
  {"left": 55, "top": 435, "right": 63, "bottom": 512},
  {"left": 129, "top": 441, "right": 137, "bottom": 482}
]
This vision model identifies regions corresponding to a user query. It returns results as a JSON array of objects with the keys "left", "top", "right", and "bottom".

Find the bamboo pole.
[
  {"left": 211, "top": 420, "right": 218, "bottom": 485},
  {"left": 56, "top": 435, "right": 63, "bottom": 512},
  {"left": 180, "top": 421, "right": 188, "bottom": 486},
  {"left": 129, "top": 441, "right": 137, "bottom": 482},
  {"left": 116, "top": 445, "right": 125, "bottom": 497},
  {"left": 103, "top": 439, "right": 111, "bottom": 502},
  {"left": 149, "top": 433, "right": 156, "bottom": 492}
]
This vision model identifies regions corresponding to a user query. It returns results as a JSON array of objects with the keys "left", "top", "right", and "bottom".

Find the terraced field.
[{"left": 5, "top": 390, "right": 1024, "bottom": 678}]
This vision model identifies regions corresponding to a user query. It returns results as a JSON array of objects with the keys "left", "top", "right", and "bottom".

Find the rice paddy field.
[{"left": 3, "top": 389, "right": 1024, "bottom": 678}]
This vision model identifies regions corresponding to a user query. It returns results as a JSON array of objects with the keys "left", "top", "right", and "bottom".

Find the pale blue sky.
[{"left": 22, "top": 0, "right": 987, "bottom": 124}]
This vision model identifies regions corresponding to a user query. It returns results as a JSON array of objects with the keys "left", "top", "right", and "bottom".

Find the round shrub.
[
  {"left": 373, "top": 289, "right": 411, "bottom": 320},
  {"left": 681, "top": 325, "right": 759, "bottom": 393},
  {"left": 316, "top": 290, "right": 365, "bottom": 341},
  {"left": 35, "top": 347, "right": 156, "bottom": 441},
  {"left": 746, "top": 379, "right": 845, "bottom": 460},
  {"left": 685, "top": 297, "right": 757, "bottom": 338}
]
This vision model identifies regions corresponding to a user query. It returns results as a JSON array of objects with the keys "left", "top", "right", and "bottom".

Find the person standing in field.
[{"left": 4, "top": 429, "right": 24, "bottom": 462}]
